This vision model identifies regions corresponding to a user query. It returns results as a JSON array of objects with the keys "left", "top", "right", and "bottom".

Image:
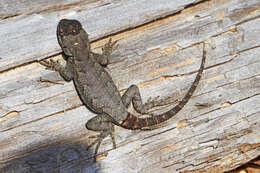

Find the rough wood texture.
[{"left": 0, "top": 0, "right": 259, "bottom": 172}]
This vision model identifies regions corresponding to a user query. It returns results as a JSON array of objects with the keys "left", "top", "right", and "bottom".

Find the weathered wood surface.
[
  {"left": 0, "top": 0, "right": 204, "bottom": 72},
  {"left": 0, "top": 0, "right": 259, "bottom": 172}
]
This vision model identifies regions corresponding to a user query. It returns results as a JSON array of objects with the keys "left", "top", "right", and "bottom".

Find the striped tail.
[{"left": 120, "top": 44, "right": 206, "bottom": 130}]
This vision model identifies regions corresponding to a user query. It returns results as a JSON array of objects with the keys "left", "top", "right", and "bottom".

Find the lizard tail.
[{"left": 120, "top": 44, "right": 206, "bottom": 130}]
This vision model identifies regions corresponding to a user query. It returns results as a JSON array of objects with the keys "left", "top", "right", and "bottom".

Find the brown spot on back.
[
  {"left": 122, "top": 120, "right": 128, "bottom": 127},
  {"left": 171, "top": 109, "right": 176, "bottom": 114},
  {"left": 148, "top": 118, "right": 154, "bottom": 126},
  {"left": 145, "top": 118, "right": 149, "bottom": 127},
  {"left": 153, "top": 116, "right": 159, "bottom": 124},
  {"left": 162, "top": 114, "right": 166, "bottom": 119}
]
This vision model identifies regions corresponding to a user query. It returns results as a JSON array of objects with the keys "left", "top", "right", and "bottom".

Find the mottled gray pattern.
[{"left": 40, "top": 19, "right": 205, "bottom": 160}]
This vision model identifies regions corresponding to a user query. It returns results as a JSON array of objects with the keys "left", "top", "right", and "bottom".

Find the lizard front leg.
[
  {"left": 90, "top": 38, "right": 118, "bottom": 66},
  {"left": 40, "top": 58, "right": 74, "bottom": 82}
]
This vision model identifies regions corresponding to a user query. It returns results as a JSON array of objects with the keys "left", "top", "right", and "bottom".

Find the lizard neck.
[{"left": 73, "top": 46, "right": 91, "bottom": 63}]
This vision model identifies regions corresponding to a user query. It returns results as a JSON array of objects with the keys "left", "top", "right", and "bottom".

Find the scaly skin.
[{"left": 40, "top": 19, "right": 206, "bottom": 160}]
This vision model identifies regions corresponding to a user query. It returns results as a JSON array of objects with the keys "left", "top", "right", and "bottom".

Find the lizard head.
[{"left": 57, "top": 19, "right": 90, "bottom": 59}]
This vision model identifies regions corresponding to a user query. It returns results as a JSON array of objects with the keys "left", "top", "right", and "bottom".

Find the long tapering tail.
[{"left": 121, "top": 44, "right": 206, "bottom": 130}]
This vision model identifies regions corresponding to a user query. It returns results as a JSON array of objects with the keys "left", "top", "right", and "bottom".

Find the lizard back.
[{"left": 73, "top": 47, "right": 129, "bottom": 119}]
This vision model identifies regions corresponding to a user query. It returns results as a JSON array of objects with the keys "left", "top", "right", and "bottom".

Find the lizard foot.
[
  {"left": 87, "top": 131, "right": 116, "bottom": 161},
  {"left": 39, "top": 59, "right": 61, "bottom": 71},
  {"left": 102, "top": 38, "right": 119, "bottom": 57},
  {"left": 142, "top": 96, "right": 165, "bottom": 112}
]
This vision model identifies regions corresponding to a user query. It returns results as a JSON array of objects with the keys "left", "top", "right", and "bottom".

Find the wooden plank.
[
  {"left": 0, "top": 0, "right": 259, "bottom": 172},
  {"left": 0, "top": 0, "right": 83, "bottom": 19},
  {"left": 0, "top": 0, "right": 204, "bottom": 72},
  {"left": 1, "top": 0, "right": 259, "bottom": 132}
]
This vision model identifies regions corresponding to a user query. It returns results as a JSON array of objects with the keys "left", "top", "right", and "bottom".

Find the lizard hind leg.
[
  {"left": 122, "top": 84, "right": 164, "bottom": 114},
  {"left": 85, "top": 114, "right": 116, "bottom": 161}
]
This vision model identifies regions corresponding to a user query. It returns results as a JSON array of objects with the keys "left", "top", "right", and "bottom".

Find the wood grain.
[{"left": 0, "top": 0, "right": 259, "bottom": 172}]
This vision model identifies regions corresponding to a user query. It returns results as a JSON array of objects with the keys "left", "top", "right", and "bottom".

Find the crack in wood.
[
  {"left": 174, "top": 143, "right": 260, "bottom": 172},
  {"left": 234, "top": 12, "right": 260, "bottom": 26},
  {"left": 191, "top": 92, "right": 260, "bottom": 121},
  {"left": 1, "top": 0, "right": 96, "bottom": 20},
  {"left": 136, "top": 42, "right": 251, "bottom": 89},
  {"left": 216, "top": 74, "right": 260, "bottom": 88},
  {"left": 0, "top": 104, "right": 82, "bottom": 133},
  {"left": 0, "top": 16, "right": 258, "bottom": 77},
  {"left": 0, "top": 111, "right": 20, "bottom": 120},
  {"left": 24, "top": 90, "right": 74, "bottom": 105}
]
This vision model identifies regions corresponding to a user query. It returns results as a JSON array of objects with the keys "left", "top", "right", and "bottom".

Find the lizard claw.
[
  {"left": 40, "top": 59, "right": 61, "bottom": 71},
  {"left": 141, "top": 96, "right": 168, "bottom": 114},
  {"left": 86, "top": 131, "right": 116, "bottom": 161},
  {"left": 144, "top": 96, "right": 163, "bottom": 107},
  {"left": 102, "top": 38, "right": 119, "bottom": 56}
]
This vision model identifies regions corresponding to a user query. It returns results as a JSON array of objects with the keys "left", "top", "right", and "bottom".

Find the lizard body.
[{"left": 40, "top": 19, "right": 206, "bottom": 159}]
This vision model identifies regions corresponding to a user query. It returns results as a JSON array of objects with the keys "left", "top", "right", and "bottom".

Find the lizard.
[{"left": 40, "top": 19, "right": 206, "bottom": 160}]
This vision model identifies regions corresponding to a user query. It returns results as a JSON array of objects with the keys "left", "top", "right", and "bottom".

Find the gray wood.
[
  {"left": 0, "top": 0, "right": 204, "bottom": 72},
  {"left": 0, "top": 0, "right": 82, "bottom": 19},
  {"left": 0, "top": 0, "right": 260, "bottom": 172}
]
